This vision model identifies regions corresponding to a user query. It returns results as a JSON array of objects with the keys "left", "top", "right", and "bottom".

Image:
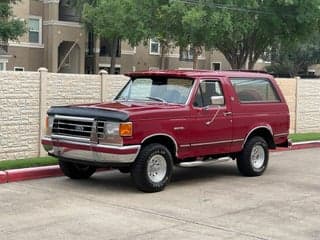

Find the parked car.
[{"left": 42, "top": 70, "right": 290, "bottom": 192}]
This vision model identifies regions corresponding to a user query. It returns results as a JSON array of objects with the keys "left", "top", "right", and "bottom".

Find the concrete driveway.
[{"left": 0, "top": 148, "right": 319, "bottom": 240}]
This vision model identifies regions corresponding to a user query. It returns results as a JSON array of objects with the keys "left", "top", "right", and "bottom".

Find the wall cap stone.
[
  {"left": 99, "top": 70, "right": 108, "bottom": 75},
  {"left": 38, "top": 68, "right": 48, "bottom": 72}
]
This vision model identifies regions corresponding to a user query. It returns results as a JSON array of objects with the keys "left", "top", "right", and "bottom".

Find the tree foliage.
[
  {"left": 81, "top": 0, "right": 146, "bottom": 73},
  {"left": 75, "top": 0, "right": 320, "bottom": 71},
  {"left": 0, "top": 0, "right": 26, "bottom": 44},
  {"left": 201, "top": 0, "right": 320, "bottom": 69},
  {"left": 266, "top": 33, "right": 320, "bottom": 77}
]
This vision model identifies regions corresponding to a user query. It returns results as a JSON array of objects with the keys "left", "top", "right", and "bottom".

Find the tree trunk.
[
  {"left": 193, "top": 46, "right": 202, "bottom": 69},
  {"left": 110, "top": 38, "right": 118, "bottom": 74},
  {"left": 159, "top": 42, "right": 169, "bottom": 70}
]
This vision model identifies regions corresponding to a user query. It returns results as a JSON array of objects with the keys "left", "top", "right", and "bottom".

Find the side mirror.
[{"left": 211, "top": 96, "right": 224, "bottom": 105}]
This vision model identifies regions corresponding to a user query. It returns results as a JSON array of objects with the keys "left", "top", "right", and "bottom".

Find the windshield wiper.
[{"left": 146, "top": 96, "right": 167, "bottom": 103}]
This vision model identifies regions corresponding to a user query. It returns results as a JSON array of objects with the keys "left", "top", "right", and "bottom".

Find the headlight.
[
  {"left": 45, "top": 116, "right": 54, "bottom": 135},
  {"left": 104, "top": 122, "right": 120, "bottom": 136},
  {"left": 104, "top": 122, "right": 133, "bottom": 137}
]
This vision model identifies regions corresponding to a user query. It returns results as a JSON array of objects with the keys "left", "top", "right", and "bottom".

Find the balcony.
[{"left": 59, "top": 0, "right": 81, "bottom": 22}]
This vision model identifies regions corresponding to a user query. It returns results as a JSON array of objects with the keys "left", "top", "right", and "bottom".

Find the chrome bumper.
[{"left": 42, "top": 137, "right": 140, "bottom": 164}]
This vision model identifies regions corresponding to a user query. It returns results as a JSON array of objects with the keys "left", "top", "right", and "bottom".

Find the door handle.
[{"left": 223, "top": 111, "right": 232, "bottom": 116}]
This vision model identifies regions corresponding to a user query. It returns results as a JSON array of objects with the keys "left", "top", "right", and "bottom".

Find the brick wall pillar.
[
  {"left": 38, "top": 68, "right": 48, "bottom": 157},
  {"left": 99, "top": 70, "right": 108, "bottom": 101}
]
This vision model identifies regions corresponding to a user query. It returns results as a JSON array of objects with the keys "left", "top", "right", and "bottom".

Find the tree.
[
  {"left": 139, "top": 0, "right": 229, "bottom": 69},
  {"left": 175, "top": 1, "right": 230, "bottom": 69},
  {"left": 266, "top": 33, "right": 320, "bottom": 77},
  {"left": 0, "top": 0, "right": 26, "bottom": 47},
  {"left": 195, "top": 0, "right": 320, "bottom": 69},
  {"left": 81, "top": 0, "right": 145, "bottom": 74}
]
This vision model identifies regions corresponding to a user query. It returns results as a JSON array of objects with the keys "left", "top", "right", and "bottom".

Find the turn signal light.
[{"left": 119, "top": 122, "right": 133, "bottom": 137}]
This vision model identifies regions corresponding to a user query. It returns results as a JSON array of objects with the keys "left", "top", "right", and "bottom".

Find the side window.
[
  {"left": 194, "top": 81, "right": 224, "bottom": 107},
  {"left": 231, "top": 78, "right": 280, "bottom": 103}
]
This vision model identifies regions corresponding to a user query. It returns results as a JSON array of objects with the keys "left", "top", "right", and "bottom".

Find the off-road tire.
[
  {"left": 131, "top": 143, "right": 173, "bottom": 193},
  {"left": 59, "top": 159, "right": 96, "bottom": 179},
  {"left": 237, "top": 136, "right": 269, "bottom": 176}
]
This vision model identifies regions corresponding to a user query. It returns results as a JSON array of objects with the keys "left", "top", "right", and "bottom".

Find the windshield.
[{"left": 115, "top": 77, "right": 194, "bottom": 104}]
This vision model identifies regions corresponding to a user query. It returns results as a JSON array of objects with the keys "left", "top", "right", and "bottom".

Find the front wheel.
[
  {"left": 59, "top": 159, "right": 96, "bottom": 179},
  {"left": 237, "top": 136, "right": 269, "bottom": 176},
  {"left": 131, "top": 143, "right": 173, "bottom": 192}
]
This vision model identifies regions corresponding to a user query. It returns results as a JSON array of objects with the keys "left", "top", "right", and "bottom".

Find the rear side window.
[{"left": 230, "top": 78, "right": 280, "bottom": 103}]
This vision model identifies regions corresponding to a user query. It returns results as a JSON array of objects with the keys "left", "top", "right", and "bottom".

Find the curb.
[
  {"left": 273, "top": 141, "right": 320, "bottom": 152},
  {"left": 0, "top": 171, "right": 7, "bottom": 184},
  {"left": 0, "top": 141, "right": 319, "bottom": 185},
  {"left": 0, "top": 165, "right": 63, "bottom": 184},
  {"left": 6, "top": 165, "right": 63, "bottom": 183}
]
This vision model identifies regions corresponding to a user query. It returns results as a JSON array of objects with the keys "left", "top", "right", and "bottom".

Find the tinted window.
[
  {"left": 194, "top": 81, "right": 224, "bottom": 107},
  {"left": 231, "top": 78, "right": 280, "bottom": 103}
]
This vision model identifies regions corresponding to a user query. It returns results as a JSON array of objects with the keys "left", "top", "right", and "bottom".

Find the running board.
[{"left": 177, "top": 157, "right": 231, "bottom": 168}]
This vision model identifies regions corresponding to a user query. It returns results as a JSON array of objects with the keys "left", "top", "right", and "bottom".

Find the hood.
[{"left": 48, "top": 101, "right": 188, "bottom": 122}]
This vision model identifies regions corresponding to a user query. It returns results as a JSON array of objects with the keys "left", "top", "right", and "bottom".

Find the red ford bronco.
[{"left": 42, "top": 70, "right": 290, "bottom": 192}]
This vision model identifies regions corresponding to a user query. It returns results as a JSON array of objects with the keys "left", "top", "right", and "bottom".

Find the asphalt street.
[{"left": 0, "top": 148, "right": 319, "bottom": 240}]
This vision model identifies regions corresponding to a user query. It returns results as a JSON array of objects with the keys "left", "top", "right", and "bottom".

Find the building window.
[
  {"left": 149, "top": 67, "right": 160, "bottom": 70},
  {"left": 14, "top": 67, "right": 24, "bottom": 71},
  {"left": 149, "top": 39, "right": 160, "bottom": 55},
  {"left": 29, "top": 17, "right": 41, "bottom": 44},
  {"left": 100, "top": 38, "right": 121, "bottom": 57},
  {"left": 99, "top": 64, "right": 121, "bottom": 74},
  {"left": 87, "top": 31, "right": 94, "bottom": 56},
  {"left": 180, "top": 45, "right": 193, "bottom": 61},
  {"left": 0, "top": 62, "right": 5, "bottom": 71},
  {"left": 211, "top": 62, "right": 221, "bottom": 71}
]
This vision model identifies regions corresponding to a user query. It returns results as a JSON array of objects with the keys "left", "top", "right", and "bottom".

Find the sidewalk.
[{"left": 1, "top": 141, "right": 319, "bottom": 184}]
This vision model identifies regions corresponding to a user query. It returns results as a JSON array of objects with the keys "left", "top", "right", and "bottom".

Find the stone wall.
[
  {"left": 0, "top": 70, "right": 319, "bottom": 161},
  {"left": 0, "top": 72, "right": 40, "bottom": 160},
  {"left": 296, "top": 79, "right": 320, "bottom": 133},
  {"left": 275, "top": 78, "right": 297, "bottom": 133}
]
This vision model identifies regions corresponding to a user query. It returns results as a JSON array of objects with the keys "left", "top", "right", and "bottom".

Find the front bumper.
[{"left": 41, "top": 137, "right": 140, "bottom": 164}]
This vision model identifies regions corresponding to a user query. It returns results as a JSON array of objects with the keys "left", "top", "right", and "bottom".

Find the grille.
[
  {"left": 97, "top": 121, "right": 105, "bottom": 139},
  {"left": 52, "top": 118, "right": 94, "bottom": 139},
  {"left": 51, "top": 116, "right": 107, "bottom": 141}
]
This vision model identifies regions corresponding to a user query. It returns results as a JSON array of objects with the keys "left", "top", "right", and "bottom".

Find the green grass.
[
  {"left": 289, "top": 132, "right": 320, "bottom": 143},
  {"left": 0, "top": 156, "right": 58, "bottom": 171}
]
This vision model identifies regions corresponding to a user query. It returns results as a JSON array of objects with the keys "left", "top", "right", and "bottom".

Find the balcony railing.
[{"left": 59, "top": 13, "right": 81, "bottom": 22}]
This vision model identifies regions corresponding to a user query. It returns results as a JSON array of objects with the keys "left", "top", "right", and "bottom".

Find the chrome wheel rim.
[
  {"left": 147, "top": 154, "right": 167, "bottom": 183},
  {"left": 251, "top": 145, "right": 265, "bottom": 169}
]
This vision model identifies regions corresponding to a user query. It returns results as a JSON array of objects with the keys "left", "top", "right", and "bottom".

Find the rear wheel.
[
  {"left": 237, "top": 136, "right": 269, "bottom": 176},
  {"left": 59, "top": 159, "right": 96, "bottom": 179},
  {"left": 131, "top": 143, "right": 173, "bottom": 192}
]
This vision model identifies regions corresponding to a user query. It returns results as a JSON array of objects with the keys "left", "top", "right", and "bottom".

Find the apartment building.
[{"left": 1, "top": 0, "right": 234, "bottom": 74}]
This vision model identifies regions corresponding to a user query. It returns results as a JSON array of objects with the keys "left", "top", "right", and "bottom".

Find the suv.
[{"left": 42, "top": 70, "right": 290, "bottom": 192}]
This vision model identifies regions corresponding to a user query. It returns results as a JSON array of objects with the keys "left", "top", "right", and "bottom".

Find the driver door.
[{"left": 188, "top": 79, "right": 232, "bottom": 156}]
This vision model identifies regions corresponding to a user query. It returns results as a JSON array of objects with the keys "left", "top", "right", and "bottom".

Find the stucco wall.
[
  {"left": 0, "top": 72, "right": 40, "bottom": 160},
  {"left": 296, "top": 79, "right": 320, "bottom": 133},
  {"left": 0, "top": 70, "right": 318, "bottom": 161},
  {"left": 275, "top": 78, "right": 297, "bottom": 133}
]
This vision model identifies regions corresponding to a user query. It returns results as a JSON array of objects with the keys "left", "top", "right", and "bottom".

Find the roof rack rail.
[{"left": 226, "top": 70, "right": 268, "bottom": 74}]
